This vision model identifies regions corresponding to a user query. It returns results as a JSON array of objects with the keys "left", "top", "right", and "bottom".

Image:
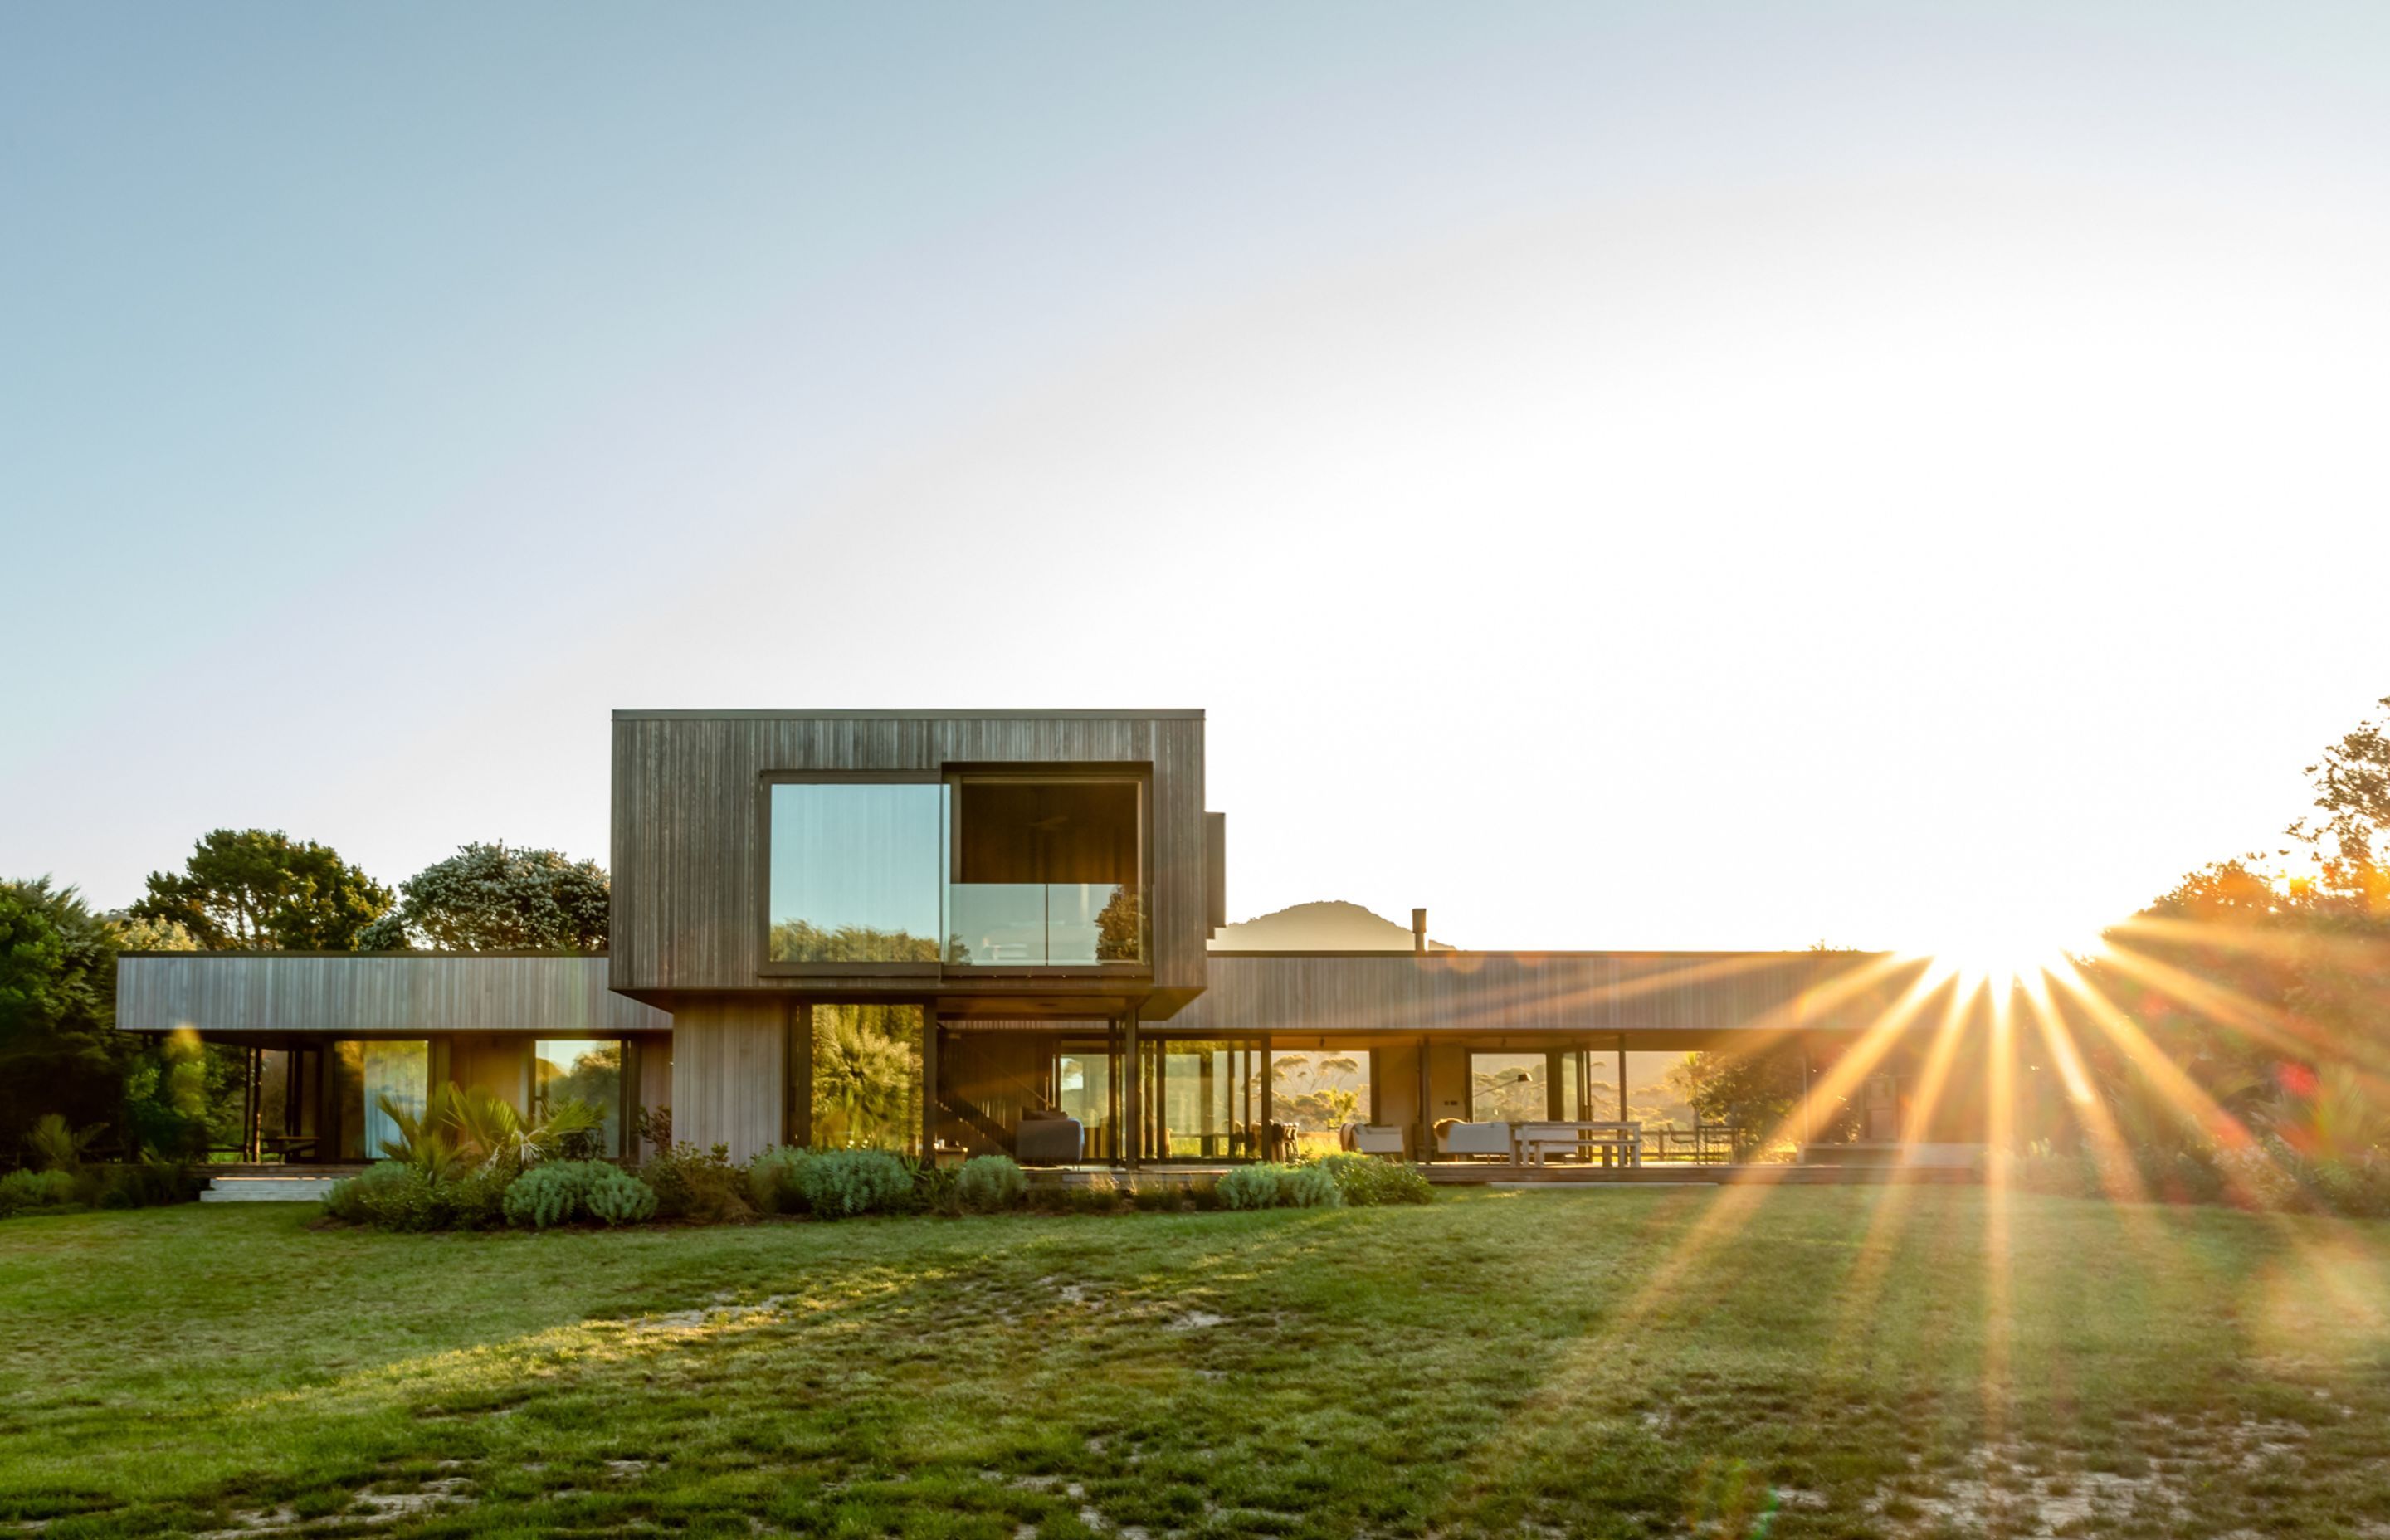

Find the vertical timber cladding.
[
  {"left": 607, "top": 710, "right": 1210, "bottom": 999},
  {"left": 668, "top": 997, "right": 788, "bottom": 1161}
]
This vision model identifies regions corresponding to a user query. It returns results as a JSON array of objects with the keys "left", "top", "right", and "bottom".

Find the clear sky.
[{"left": 6, "top": 2, "right": 2388, "bottom": 956}]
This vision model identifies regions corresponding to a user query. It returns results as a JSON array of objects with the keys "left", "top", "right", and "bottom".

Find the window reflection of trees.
[{"left": 812, "top": 1005, "right": 921, "bottom": 1150}]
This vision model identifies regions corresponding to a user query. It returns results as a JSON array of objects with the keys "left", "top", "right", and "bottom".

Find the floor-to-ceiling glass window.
[
  {"left": 1270, "top": 1049, "right": 1373, "bottom": 1157},
  {"left": 1139, "top": 1038, "right": 1266, "bottom": 1161},
  {"left": 812, "top": 1004, "right": 923, "bottom": 1153},
  {"left": 534, "top": 1040, "right": 623, "bottom": 1157},
  {"left": 336, "top": 1040, "right": 429, "bottom": 1161},
  {"left": 1055, "top": 1041, "right": 1115, "bottom": 1162},
  {"left": 768, "top": 782, "right": 946, "bottom": 962},
  {"left": 1468, "top": 1052, "right": 1553, "bottom": 1123}
]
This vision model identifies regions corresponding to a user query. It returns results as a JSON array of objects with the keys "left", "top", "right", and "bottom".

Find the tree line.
[{"left": 0, "top": 835, "right": 608, "bottom": 1166}]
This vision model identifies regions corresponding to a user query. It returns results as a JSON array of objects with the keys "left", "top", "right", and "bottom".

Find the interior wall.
[
  {"left": 672, "top": 998, "right": 789, "bottom": 1161},
  {"left": 1373, "top": 1040, "right": 1421, "bottom": 1133},
  {"left": 1426, "top": 1040, "right": 1472, "bottom": 1126}
]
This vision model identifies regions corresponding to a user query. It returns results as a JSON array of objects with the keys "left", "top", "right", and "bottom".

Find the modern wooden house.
[{"left": 118, "top": 709, "right": 1976, "bottom": 1174}]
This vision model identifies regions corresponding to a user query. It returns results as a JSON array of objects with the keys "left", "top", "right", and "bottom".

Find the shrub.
[
  {"left": 324, "top": 1162, "right": 441, "bottom": 1230},
  {"left": 748, "top": 1146, "right": 812, "bottom": 1216},
  {"left": 1280, "top": 1164, "right": 1344, "bottom": 1209},
  {"left": 915, "top": 1162, "right": 961, "bottom": 1216},
  {"left": 0, "top": 1168, "right": 78, "bottom": 1216},
  {"left": 505, "top": 1161, "right": 606, "bottom": 1230},
  {"left": 434, "top": 1163, "right": 515, "bottom": 1231},
  {"left": 87, "top": 1157, "right": 202, "bottom": 1211},
  {"left": 956, "top": 1155, "right": 1027, "bottom": 1214},
  {"left": 643, "top": 1143, "right": 752, "bottom": 1222},
  {"left": 1062, "top": 1173, "right": 1124, "bottom": 1214},
  {"left": 1218, "top": 1162, "right": 1345, "bottom": 1211},
  {"left": 585, "top": 1166, "right": 660, "bottom": 1226},
  {"left": 1131, "top": 1180, "right": 1182, "bottom": 1212},
  {"left": 795, "top": 1148, "right": 912, "bottom": 1217},
  {"left": 1314, "top": 1153, "right": 1432, "bottom": 1206},
  {"left": 1184, "top": 1176, "right": 1223, "bottom": 1211},
  {"left": 1216, "top": 1164, "right": 1285, "bottom": 1211}
]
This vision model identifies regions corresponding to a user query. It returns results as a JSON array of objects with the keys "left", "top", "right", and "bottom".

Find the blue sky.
[{"left": 7, "top": 3, "right": 2390, "bottom": 953}]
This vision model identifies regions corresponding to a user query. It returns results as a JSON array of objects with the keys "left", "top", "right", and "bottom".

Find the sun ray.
[
  {"left": 1822, "top": 973, "right": 1980, "bottom": 1362},
  {"left": 2095, "top": 937, "right": 2389, "bottom": 1075},
  {"left": 1981, "top": 976, "right": 2016, "bottom": 1435},
  {"left": 1596, "top": 958, "right": 1944, "bottom": 1334}
]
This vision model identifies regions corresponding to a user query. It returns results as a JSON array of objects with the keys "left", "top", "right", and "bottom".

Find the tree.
[
  {"left": 357, "top": 841, "right": 608, "bottom": 953},
  {"left": 2293, "top": 695, "right": 2390, "bottom": 867},
  {"left": 0, "top": 880, "right": 135, "bottom": 1159},
  {"left": 0, "top": 880, "right": 207, "bottom": 1157},
  {"left": 131, "top": 830, "right": 392, "bottom": 950}
]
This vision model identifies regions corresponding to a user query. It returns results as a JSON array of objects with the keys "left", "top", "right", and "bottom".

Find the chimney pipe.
[{"left": 1411, "top": 908, "right": 1427, "bottom": 953}]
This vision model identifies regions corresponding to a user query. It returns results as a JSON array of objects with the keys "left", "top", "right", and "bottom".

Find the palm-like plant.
[
  {"left": 376, "top": 1082, "right": 606, "bottom": 1178},
  {"left": 27, "top": 1114, "right": 103, "bottom": 1172},
  {"left": 443, "top": 1085, "right": 602, "bottom": 1168},
  {"left": 377, "top": 1089, "right": 471, "bottom": 1181}
]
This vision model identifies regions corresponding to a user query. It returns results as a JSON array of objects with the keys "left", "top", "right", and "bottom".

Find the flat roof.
[{"left": 612, "top": 708, "right": 1205, "bottom": 721}]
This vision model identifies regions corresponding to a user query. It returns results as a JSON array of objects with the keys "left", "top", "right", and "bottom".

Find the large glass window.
[
  {"left": 1138, "top": 1038, "right": 1266, "bottom": 1160},
  {"left": 948, "top": 778, "right": 1144, "bottom": 966},
  {"left": 812, "top": 1004, "right": 923, "bottom": 1152},
  {"left": 1055, "top": 1045, "right": 1115, "bottom": 1162},
  {"left": 336, "top": 1040, "right": 429, "bottom": 1161},
  {"left": 768, "top": 782, "right": 946, "bottom": 962},
  {"left": 1271, "top": 1050, "right": 1372, "bottom": 1157},
  {"left": 535, "top": 1039, "right": 623, "bottom": 1157},
  {"left": 1469, "top": 1052, "right": 1580, "bottom": 1123}
]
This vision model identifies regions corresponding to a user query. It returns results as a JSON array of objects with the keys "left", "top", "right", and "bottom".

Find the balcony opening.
[{"left": 949, "top": 777, "right": 1144, "bottom": 966}]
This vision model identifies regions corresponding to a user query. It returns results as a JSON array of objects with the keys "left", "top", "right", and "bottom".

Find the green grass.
[{"left": 3, "top": 1187, "right": 2389, "bottom": 1538}]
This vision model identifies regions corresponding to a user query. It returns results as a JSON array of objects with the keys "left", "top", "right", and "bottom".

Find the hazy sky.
[{"left": 7, "top": 3, "right": 2388, "bottom": 956}]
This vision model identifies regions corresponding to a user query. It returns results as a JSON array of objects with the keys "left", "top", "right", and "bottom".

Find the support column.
[
  {"left": 244, "top": 1045, "right": 261, "bottom": 1162},
  {"left": 1258, "top": 1033, "right": 1273, "bottom": 1161},
  {"left": 1617, "top": 1035, "right": 1629, "bottom": 1123},
  {"left": 1122, "top": 1009, "right": 1142, "bottom": 1170},
  {"left": 1106, "top": 1018, "right": 1123, "bottom": 1166},
  {"left": 1546, "top": 1050, "right": 1566, "bottom": 1121},
  {"left": 921, "top": 1010, "right": 941, "bottom": 1162},
  {"left": 1417, "top": 1034, "right": 1432, "bottom": 1163},
  {"left": 788, "top": 1000, "right": 814, "bottom": 1150}
]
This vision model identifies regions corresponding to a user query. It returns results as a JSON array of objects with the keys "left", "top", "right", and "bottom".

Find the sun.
[{"left": 1907, "top": 915, "right": 2112, "bottom": 992}]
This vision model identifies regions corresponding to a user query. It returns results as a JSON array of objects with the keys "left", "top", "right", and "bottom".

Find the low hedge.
[{"left": 0, "top": 1160, "right": 202, "bottom": 1219}]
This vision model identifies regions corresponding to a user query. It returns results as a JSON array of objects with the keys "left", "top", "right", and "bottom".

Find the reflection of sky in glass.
[{"left": 769, "top": 783, "right": 944, "bottom": 939}]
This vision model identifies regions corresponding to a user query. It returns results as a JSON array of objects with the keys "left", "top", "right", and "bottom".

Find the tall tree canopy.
[
  {"left": 358, "top": 842, "right": 608, "bottom": 952},
  {"left": 131, "top": 830, "right": 392, "bottom": 950},
  {"left": 0, "top": 880, "right": 178, "bottom": 1156},
  {"left": 2292, "top": 694, "right": 2390, "bottom": 877}
]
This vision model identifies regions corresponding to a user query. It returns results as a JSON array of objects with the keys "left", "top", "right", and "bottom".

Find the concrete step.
[{"left": 201, "top": 1177, "right": 343, "bottom": 1203}]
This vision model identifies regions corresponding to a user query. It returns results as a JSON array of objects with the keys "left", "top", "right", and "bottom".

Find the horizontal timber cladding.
[
  {"left": 1178, "top": 951, "right": 1936, "bottom": 1041},
  {"left": 115, "top": 953, "right": 669, "bottom": 1036},
  {"left": 608, "top": 710, "right": 1208, "bottom": 999}
]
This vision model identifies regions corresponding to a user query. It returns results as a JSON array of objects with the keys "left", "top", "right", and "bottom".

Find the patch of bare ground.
[
  {"left": 190, "top": 1474, "right": 472, "bottom": 1538},
  {"left": 1862, "top": 1415, "right": 2373, "bottom": 1538}
]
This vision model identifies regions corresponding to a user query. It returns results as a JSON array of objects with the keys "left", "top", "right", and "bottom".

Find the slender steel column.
[{"left": 1122, "top": 1008, "right": 1142, "bottom": 1170}]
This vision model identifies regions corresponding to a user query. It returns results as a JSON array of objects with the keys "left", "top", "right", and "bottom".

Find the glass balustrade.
[{"left": 946, "top": 882, "right": 1146, "bottom": 966}]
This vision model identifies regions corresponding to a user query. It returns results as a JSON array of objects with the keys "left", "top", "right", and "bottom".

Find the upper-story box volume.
[{"left": 607, "top": 710, "right": 1214, "bottom": 1017}]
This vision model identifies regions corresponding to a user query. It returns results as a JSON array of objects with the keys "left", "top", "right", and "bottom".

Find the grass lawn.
[{"left": 3, "top": 1187, "right": 2388, "bottom": 1539}]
